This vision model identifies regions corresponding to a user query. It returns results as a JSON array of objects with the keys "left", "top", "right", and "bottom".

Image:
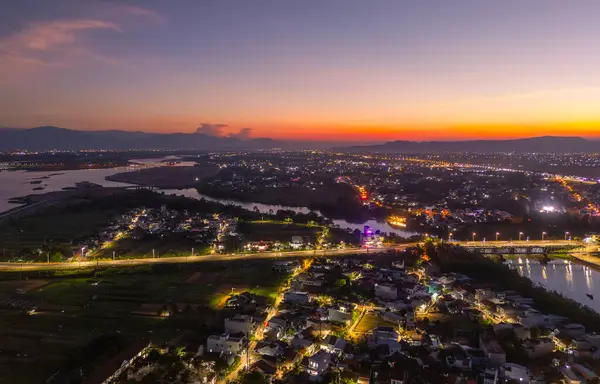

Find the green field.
[
  {"left": 0, "top": 258, "right": 290, "bottom": 383},
  {"left": 238, "top": 221, "right": 358, "bottom": 245},
  {"left": 94, "top": 234, "right": 210, "bottom": 259},
  {"left": 0, "top": 206, "right": 117, "bottom": 256}
]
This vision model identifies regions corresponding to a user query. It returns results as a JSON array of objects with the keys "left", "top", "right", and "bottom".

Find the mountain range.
[
  {"left": 0, "top": 127, "right": 598, "bottom": 153},
  {"left": 0, "top": 126, "right": 278, "bottom": 151},
  {"left": 340, "top": 136, "right": 600, "bottom": 153}
]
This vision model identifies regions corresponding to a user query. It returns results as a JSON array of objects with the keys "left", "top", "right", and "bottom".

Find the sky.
[{"left": 1, "top": 0, "right": 600, "bottom": 142}]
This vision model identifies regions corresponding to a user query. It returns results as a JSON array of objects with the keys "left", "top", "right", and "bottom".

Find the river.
[
  {"left": 160, "top": 188, "right": 417, "bottom": 236},
  {"left": 0, "top": 158, "right": 416, "bottom": 237},
  {"left": 505, "top": 257, "right": 600, "bottom": 313}
]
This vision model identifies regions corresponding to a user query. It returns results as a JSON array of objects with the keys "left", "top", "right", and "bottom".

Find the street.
[{"left": 0, "top": 247, "right": 397, "bottom": 272}]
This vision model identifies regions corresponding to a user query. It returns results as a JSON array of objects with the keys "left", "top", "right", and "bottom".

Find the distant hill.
[
  {"left": 339, "top": 136, "right": 599, "bottom": 153},
  {"left": 0, "top": 126, "right": 279, "bottom": 151}
]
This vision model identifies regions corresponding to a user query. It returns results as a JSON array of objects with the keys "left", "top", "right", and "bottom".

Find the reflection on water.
[
  {"left": 160, "top": 188, "right": 418, "bottom": 237},
  {"left": 506, "top": 258, "right": 600, "bottom": 313},
  {"left": 0, "top": 156, "right": 419, "bottom": 237},
  {"left": 0, "top": 157, "right": 184, "bottom": 213}
]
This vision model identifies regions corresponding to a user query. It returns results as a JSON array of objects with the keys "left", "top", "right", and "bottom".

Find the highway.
[
  {"left": 0, "top": 240, "right": 588, "bottom": 272},
  {"left": 0, "top": 247, "right": 397, "bottom": 272},
  {"left": 456, "top": 240, "right": 582, "bottom": 248}
]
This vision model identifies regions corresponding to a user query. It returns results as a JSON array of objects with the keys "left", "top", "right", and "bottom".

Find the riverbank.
[
  {"left": 106, "top": 165, "right": 219, "bottom": 189},
  {"left": 569, "top": 252, "right": 600, "bottom": 270},
  {"left": 434, "top": 244, "right": 600, "bottom": 332}
]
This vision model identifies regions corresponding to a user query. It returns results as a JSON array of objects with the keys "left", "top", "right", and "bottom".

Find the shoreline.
[{"left": 106, "top": 165, "right": 219, "bottom": 189}]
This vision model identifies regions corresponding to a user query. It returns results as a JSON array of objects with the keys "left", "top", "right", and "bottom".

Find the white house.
[
  {"left": 225, "top": 315, "right": 256, "bottom": 336},
  {"left": 206, "top": 334, "right": 245, "bottom": 355},
  {"left": 307, "top": 350, "right": 331, "bottom": 379},
  {"left": 256, "top": 343, "right": 284, "bottom": 357},
  {"left": 321, "top": 335, "right": 347, "bottom": 356},
  {"left": 328, "top": 305, "right": 353, "bottom": 324},
  {"left": 517, "top": 310, "right": 549, "bottom": 328},
  {"left": 291, "top": 236, "right": 304, "bottom": 249}
]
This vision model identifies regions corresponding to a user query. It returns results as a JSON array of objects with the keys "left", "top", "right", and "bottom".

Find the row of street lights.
[{"left": 464, "top": 231, "right": 572, "bottom": 242}]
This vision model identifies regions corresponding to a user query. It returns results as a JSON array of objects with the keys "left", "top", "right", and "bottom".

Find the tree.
[{"left": 235, "top": 371, "right": 269, "bottom": 384}]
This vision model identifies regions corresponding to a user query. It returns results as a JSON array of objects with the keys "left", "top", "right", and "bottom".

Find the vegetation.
[{"left": 0, "top": 257, "right": 294, "bottom": 383}]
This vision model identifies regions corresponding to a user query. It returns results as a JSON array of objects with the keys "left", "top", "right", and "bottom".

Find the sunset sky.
[{"left": 2, "top": 0, "right": 600, "bottom": 141}]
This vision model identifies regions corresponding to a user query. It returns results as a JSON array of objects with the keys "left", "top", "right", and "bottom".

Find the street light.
[
  {"left": 519, "top": 232, "right": 524, "bottom": 241},
  {"left": 542, "top": 232, "right": 547, "bottom": 241},
  {"left": 472, "top": 232, "right": 476, "bottom": 242},
  {"left": 496, "top": 232, "right": 500, "bottom": 241}
]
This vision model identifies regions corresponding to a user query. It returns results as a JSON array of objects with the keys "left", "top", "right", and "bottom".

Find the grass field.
[
  {"left": 352, "top": 312, "right": 397, "bottom": 338},
  {"left": 94, "top": 234, "right": 209, "bottom": 259},
  {"left": 238, "top": 221, "right": 358, "bottom": 245},
  {"left": 0, "top": 205, "right": 118, "bottom": 258},
  {"left": 0, "top": 258, "right": 290, "bottom": 383}
]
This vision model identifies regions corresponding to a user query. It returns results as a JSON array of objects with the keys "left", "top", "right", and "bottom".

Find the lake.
[{"left": 506, "top": 257, "right": 600, "bottom": 313}]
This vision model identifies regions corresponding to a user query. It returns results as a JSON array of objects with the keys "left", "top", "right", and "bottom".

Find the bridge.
[{"left": 451, "top": 240, "right": 589, "bottom": 254}]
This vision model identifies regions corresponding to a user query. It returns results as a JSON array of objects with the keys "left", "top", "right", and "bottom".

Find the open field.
[
  {"left": 0, "top": 206, "right": 117, "bottom": 255},
  {"left": 352, "top": 312, "right": 397, "bottom": 338},
  {"left": 238, "top": 221, "right": 358, "bottom": 244},
  {"left": 0, "top": 258, "right": 289, "bottom": 384},
  {"left": 94, "top": 234, "right": 209, "bottom": 259},
  {"left": 106, "top": 165, "right": 220, "bottom": 188}
]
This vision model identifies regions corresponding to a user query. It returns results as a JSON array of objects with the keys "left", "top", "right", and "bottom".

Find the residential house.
[
  {"left": 206, "top": 334, "right": 245, "bottom": 355},
  {"left": 479, "top": 336, "right": 506, "bottom": 367},
  {"left": 307, "top": 350, "right": 331, "bottom": 379},
  {"left": 225, "top": 315, "right": 256, "bottom": 336},
  {"left": 321, "top": 335, "right": 347, "bottom": 356},
  {"left": 382, "top": 311, "right": 404, "bottom": 326},
  {"left": 266, "top": 316, "right": 287, "bottom": 338},
  {"left": 517, "top": 310, "right": 549, "bottom": 328},
  {"left": 501, "top": 363, "right": 531, "bottom": 384},
  {"left": 252, "top": 359, "right": 278, "bottom": 380},
  {"left": 283, "top": 291, "right": 311, "bottom": 304},
  {"left": 482, "top": 368, "right": 498, "bottom": 384},
  {"left": 328, "top": 304, "right": 353, "bottom": 324},
  {"left": 291, "top": 327, "right": 317, "bottom": 351},
  {"left": 563, "top": 324, "right": 586, "bottom": 337},
  {"left": 256, "top": 343, "right": 284, "bottom": 357},
  {"left": 373, "top": 326, "right": 399, "bottom": 342},
  {"left": 375, "top": 283, "right": 398, "bottom": 300},
  {"left": 291, "top": 236, "right": 304, "bottom": 249},
  {"left": 475, "top": 288, "right": 495, "bottom": 302}
]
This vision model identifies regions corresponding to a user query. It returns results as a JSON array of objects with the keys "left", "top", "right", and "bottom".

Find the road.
[
  {"left": 0, "top": 247, "right": 397, "bottom": 272},
  {"left": 457, "top": 240, "right": 582, "bottom": 248},
  {"left": 0, "top": 239, "right": 589, "bottom": 272},
  {"left": 222, "top": 260, "right": 312, "bottom": 383}
]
